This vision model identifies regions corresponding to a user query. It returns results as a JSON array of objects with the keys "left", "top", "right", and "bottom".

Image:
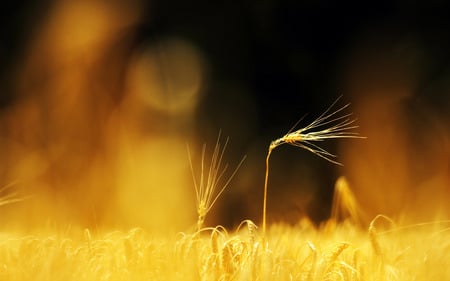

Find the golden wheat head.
[{"left": 262, "top": 96, "right": 365, "bottom": 233}]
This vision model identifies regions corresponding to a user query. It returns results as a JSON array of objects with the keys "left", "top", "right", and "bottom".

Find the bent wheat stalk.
[
  {"left": 262, "top": 97, "right": 364, "bottom": 234},
  {"left": 188, "top": 133, "right": 246, "bottom": 231}
]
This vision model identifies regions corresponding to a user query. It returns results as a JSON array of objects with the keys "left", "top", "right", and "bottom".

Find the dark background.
[{"left": 3, "top": 1, "right": 449, "bottom": 124}]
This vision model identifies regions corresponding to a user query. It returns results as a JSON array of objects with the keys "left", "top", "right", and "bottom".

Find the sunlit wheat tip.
[
  {"left": 269, "top": 96, "right": 364, "bottom": 165},
  {"left": 262, "top": 96, "right": 365, "bottom": 234}
]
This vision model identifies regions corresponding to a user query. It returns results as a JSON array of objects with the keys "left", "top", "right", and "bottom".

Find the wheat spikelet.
[
  {"left": 262, "top": 96, "right": 364, "bottom": 234},
  {"left": 187, "top": 132, "right": 246, "bottom": 230},
  {"left": 323, "top": 243, "right": 352, "bottom": 281},
  {"left": 327, "top": 242, "right": 350, "bottom": 264},
  {"left": 237, "top": 219, "right": 258, "bottom": 244},
  {"left": 269, "top": 96, "right": 363, "bottom": 164},
  {"left": 220, "top": 241, "right": 234, "bottom": 276},
  {"left": 219, "top": 237, "right": 248, "bottom": 279},
  {"left": 247, "top": 222, "right": 257, "bottom": 245}
]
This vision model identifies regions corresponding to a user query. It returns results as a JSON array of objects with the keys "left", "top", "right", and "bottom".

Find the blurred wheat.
[
  {"left": 1, "top": 220, "right": 449, "bottom": 281},
  {"left": 0, "top": 182, "right": 26, "bottom": 207}
]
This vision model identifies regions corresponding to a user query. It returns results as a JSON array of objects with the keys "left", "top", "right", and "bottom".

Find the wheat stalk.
[
  {"left": 262, "top": 96, "right": 364, "bottom": 234},
  {"left": 188, "top": 132, "right": 246, "bottom": 231}
]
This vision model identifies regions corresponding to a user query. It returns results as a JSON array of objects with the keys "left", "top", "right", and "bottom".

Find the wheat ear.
[
  {"left": 262, "top": 96, "right": 364, "bottom": 234},
  {"left": 188, "top": 132, "right": 246, "bottom": 230}
]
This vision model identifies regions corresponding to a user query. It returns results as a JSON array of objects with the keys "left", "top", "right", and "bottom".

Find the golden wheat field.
[
  {"left": 1, "top": 98, "right": 448, "bottom": 280},
  {"left": 1, "top": 1, "right": 450, "bottom": 281},
  {"left": 1, "top": 218, "right": 449, "bottom": 281},
  {"left": 0, "top": 107, "right": 448, "bottom": 281}
]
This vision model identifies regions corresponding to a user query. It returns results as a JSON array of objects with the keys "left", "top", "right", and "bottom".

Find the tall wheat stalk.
[
  {"left": 188, "top": 133, "right": 246, "bottom": 230},
  {"left": 262, "top": 97, "right": 364, "bottom": 234}
]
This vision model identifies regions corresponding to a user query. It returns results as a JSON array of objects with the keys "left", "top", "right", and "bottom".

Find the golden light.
[
  {"left": 0, "top": 0, "right": 204, "bottom": 232},
  {"left": 0, "top": 1, "right": 449, "bottom": 280},
  {"left": 340, "top": 39, "right": 450, "bottom": 223}
]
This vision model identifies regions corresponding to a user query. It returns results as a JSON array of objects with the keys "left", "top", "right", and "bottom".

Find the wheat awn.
[
  {"left": 188, "top": 132, "right": 246, "bottom": 230},
  {"left": 262, "top": 96, "right": 364, "bottom": 234}
]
